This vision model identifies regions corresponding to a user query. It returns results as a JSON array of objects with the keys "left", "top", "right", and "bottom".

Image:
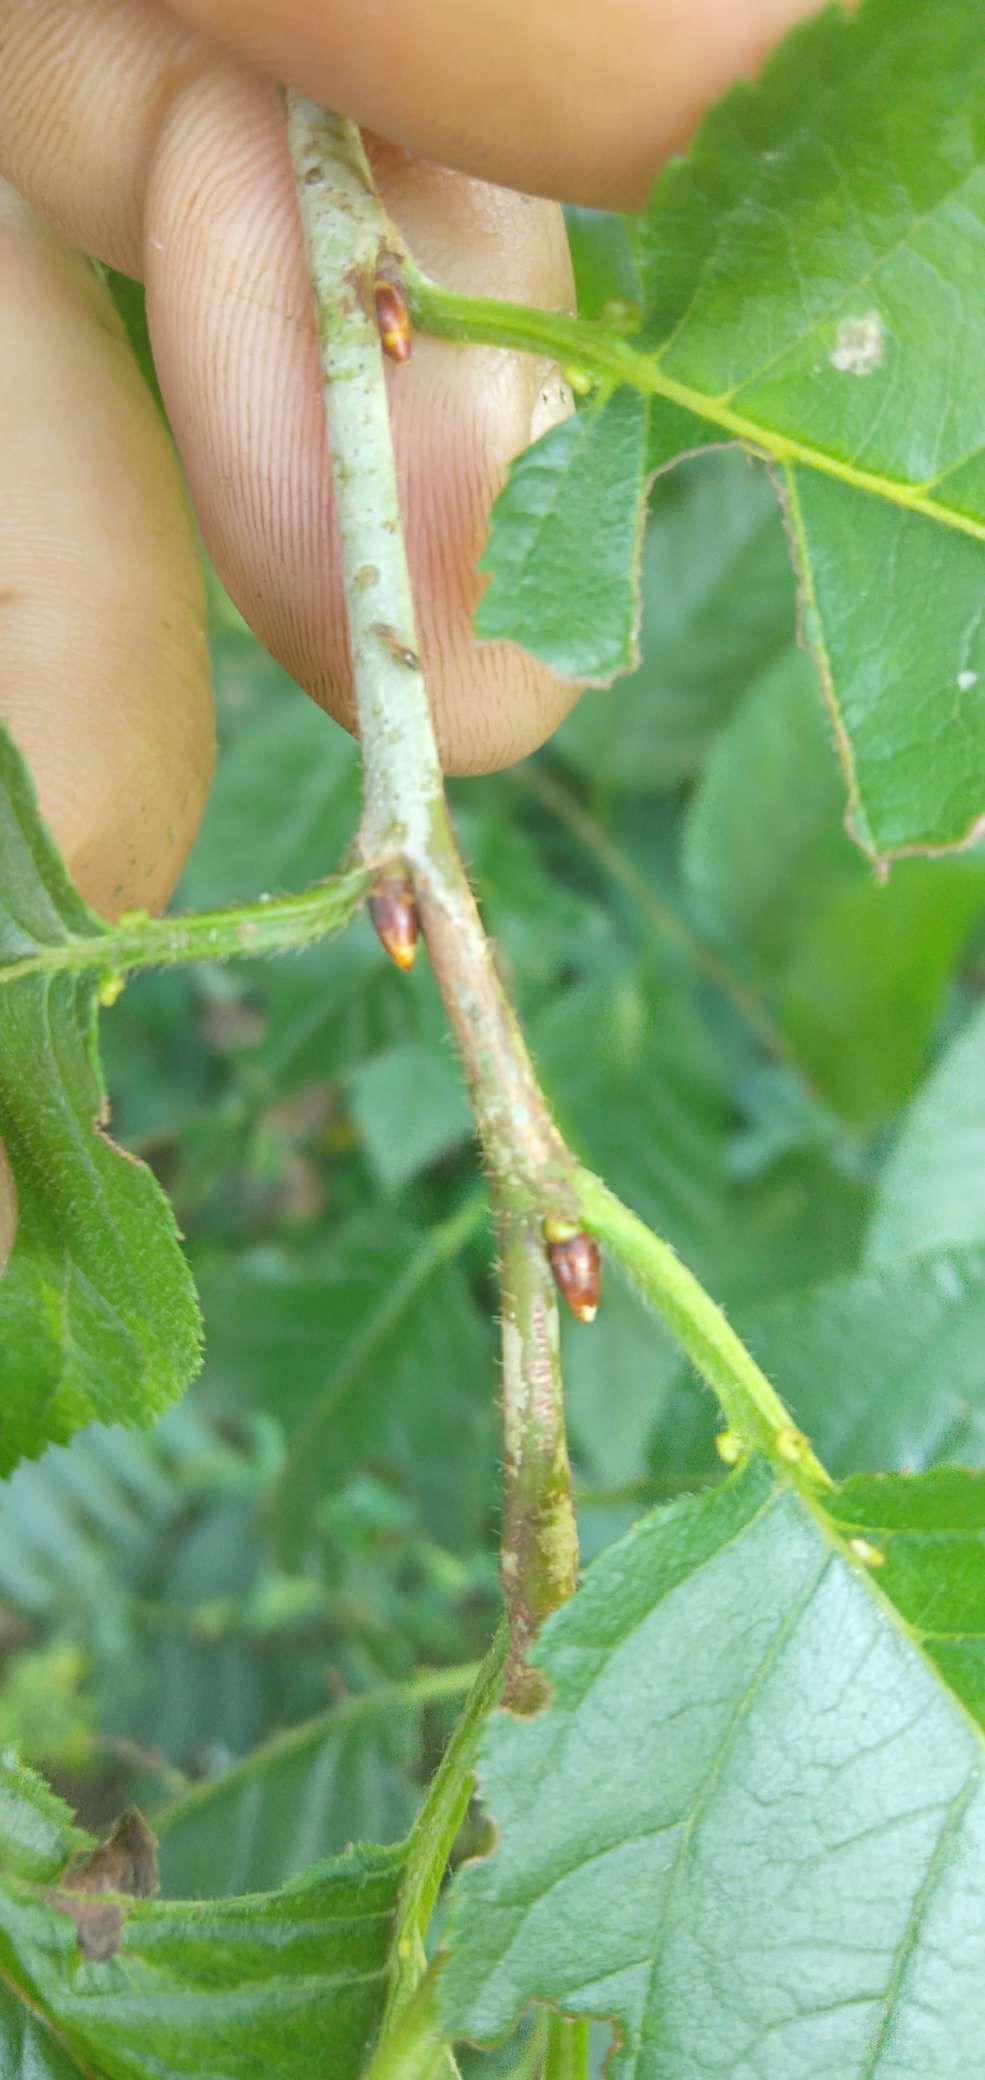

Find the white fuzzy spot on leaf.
[{"left": 829, "top": 310, "right": 885, "bottom": 375}]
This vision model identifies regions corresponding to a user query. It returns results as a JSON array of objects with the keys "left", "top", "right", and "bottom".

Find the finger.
[
  {"left": 169, "top": 0, "right": 828, "bottom": 208},
  {"left": 0, "top": 184, "right": 214, "bottom": 914},
  {"left": 146, "top": 71, "right": 575, "bottom": 772},
  {"left": 0, "top": 2, "right": 578, "bottom": 775},
  {"left": 0, "top": 183, "right": 214, "bottom": 1255}
]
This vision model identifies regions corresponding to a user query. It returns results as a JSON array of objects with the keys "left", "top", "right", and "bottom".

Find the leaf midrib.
[
  {"left": 409, "top": 286, "right": 985, "bottom": 546},
  {"left": 665, "top": 103, "right": 985, "bottom": 451}
]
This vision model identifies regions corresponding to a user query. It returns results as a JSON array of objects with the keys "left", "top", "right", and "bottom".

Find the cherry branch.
[
  {"left": 286, "top": 98, "right": 583, "bottom": 1695},
  {"left": 496, "top": 1206, "right": 579, "bottom": 1709},
  {"left": 285, "top": 101, "right": 834, "bottom": 1697}
]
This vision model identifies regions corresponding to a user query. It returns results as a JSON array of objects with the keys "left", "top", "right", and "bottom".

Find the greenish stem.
[
  {"left": 404, "top": 262, "right": 663, "bottom": 393},
  {"left": 496, "top": 1209, "right": 579, "bottom": 1711},
  {"left": 573, "top": 1170, "right": 829, "bottom": 1489},
  {"left": 384, "top": 1622, "right": 507, "bottom": 2032},
  {"left": 0, "top": 870, "right": 368, "bottom": 992},
  {"left": 287, "top": 100, "right": 583, "bottom": 1735},
  {"left": 362, "top": 1963, "right": 457, "bottom": 2080},
  {"left": 543, "top": 2015, "right": 592, "bottom": 2080},
  {"left": 403, "top": 264, "right": 985, "bottom": 548}
]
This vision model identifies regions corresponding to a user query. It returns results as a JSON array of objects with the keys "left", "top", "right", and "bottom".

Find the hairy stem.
[
  {"left": 288, "top": 96, "right": 582, "bottom": 1751},
  {"left": 286, "top": 101, "right": 440, "bottom": 864},
  {"left": 497, "top": 1210, "right": 579, "bottom": 1710},
  {"left": 573, "top": 1170, "right": 829, "bottom": 1489},
  {"left": 362, "top": 1962, "right": 456, "bottom": 2080},
  {"left": 288, "top": 99, "right": 571, "bottom": 1207},
  {"left": 543, "top": 2015, "right": 592, "bottom": 2080},
  {"left": 403, "top": 264, "right": 984, "bottom": 549},
  {"left": 0, "top": 869, "right": 368, "bottom": 991},
  {"left": 384, "top": 1623, "right": 507, "bottom": 2031}
]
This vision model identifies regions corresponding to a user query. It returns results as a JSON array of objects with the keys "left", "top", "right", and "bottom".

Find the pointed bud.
[
  {"left": 714, "top": 1428, "right": 743, "bottom": 1466},
  {"left": 560, "top": 364, "right": 596, "bottom": 397},
  {"left": 545, "top": 1227, "right": 600, "bottom": 1324},
  {"left": 374, "top": 277, "right": 412, "bottom": 364},
  {"left": 369, "top": 874, "right": 418, "bottom": 972}
]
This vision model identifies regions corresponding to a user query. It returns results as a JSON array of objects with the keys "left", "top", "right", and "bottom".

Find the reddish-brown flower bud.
[
  {"left": 545, "top": 1227, "right": 600, "bottom": 1324},
  {"left": 368, "top": 874, "right": 418, "bottom": 972},
  {"left": 374, "top": 277, "right": 412, "bottom": 364}
]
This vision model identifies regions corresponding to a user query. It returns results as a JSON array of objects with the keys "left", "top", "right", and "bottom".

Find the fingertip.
[
  {"left": 143, "top": 65, "right": 579, "bottom": 774},
  {"left": 168, "top": 0, "right": 828, "bottom": 207}
]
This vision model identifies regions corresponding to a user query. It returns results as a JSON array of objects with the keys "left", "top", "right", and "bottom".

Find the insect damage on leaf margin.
[{"left": 52, "top": 1807, "right": 158, "bottom": 1961}]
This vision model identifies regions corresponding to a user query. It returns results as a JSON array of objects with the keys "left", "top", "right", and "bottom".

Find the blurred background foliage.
[{"left": 5, "top": 228, "right": 985, "bottom": 1977}]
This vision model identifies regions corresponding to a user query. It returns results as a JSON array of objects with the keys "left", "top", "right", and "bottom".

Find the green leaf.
[
  {"left": 563, "top": 210, "right": 642, "bottom": 322},
  {"left": 737, "top": 1243, "right": 985, "bottom": 1475},
  {"left": 0, "top": 1797, "right": 404, "bottom": 2080},
  {"left": 553, "top": 447, "right": 794, "bottom": 790},
  {"left": 475, "top": 389, "right": 649, "bottom": 682},
  {"left": 0, "top": 2001, "right": 84, "bottom": 2080},
  {"left": 198, "top": 1204, "right": 494, "bottom": 1564},
  {"left": 0, "top": 1504, "right": 500, "bottom": 2079},
  {"left": 179, "top": 687, "right": 358, "bottom": 909},
  {"left": 441, "top": 1459, "right": 985, "bottom": 2075},
  {"left": 0, "top": 1750, "right": 87, "bottom": 1882},
  {"left": 783, "top": 468, "right": 985, "bottom": 862},
  {"left": 682, "top": 646, "right": 857, "bottom": 972},
  {"left": 532, "top": 967, "right": 729, "bottom": 1267},
  {"left": 778, "top": 856, "right": 985, "bottom": 1124},
  {"left": 154, "top": 1700, "right": 416, "bottom": 1899},
  {"left": 638, "top": 0, "right": 985, "bottom": 863},
  {"left": 153, "top": 1670, "right": 479, "bottom": 1898},
  {"left": 103, "top": 269, "right": 164, "bottom": 416},
  {"left": 829, "top": 1467, "right": 985, "bottom": 1720},
  {"left": 638, "top": 1, "right": 985, "bottom": 488},
  {"left": 868, "top": 1001, "right": 985, "bottom": 1260},
  {"left": 347, "top": 1042, "right": 473, "bottom": 1196},
  {"left": 454, "top": 0, "right": 985, "bottom": 859},
  {"left": 0, "top": 725, "right": 201, "bottom": 1471}
]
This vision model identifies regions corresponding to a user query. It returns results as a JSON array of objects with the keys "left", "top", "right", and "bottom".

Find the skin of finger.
[
  {"left": 169, "top": 0, "right": 829, "bottom": 208},
  {"left": 145, "top": 65, "right": 576, "bottom": 772},
  {"left": 0, "top": 185, "right": 215, "bottom": 1260},
  {"left": 0, "top": 3, "right": 579, "bottom": 774}
]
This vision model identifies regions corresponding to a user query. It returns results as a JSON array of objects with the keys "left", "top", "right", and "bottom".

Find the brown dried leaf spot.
[{"left": 53, "top": 1807, "right": 158, "bottom": 1960}]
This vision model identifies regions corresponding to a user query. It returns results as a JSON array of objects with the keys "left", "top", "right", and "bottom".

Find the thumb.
[{"left": 168, "top": 0, "right": 828, "bottom": 208}]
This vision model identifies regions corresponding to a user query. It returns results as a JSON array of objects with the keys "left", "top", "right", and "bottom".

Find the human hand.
[{"left": 0, "top": 0, "right": 823, "bottom": 1253}]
